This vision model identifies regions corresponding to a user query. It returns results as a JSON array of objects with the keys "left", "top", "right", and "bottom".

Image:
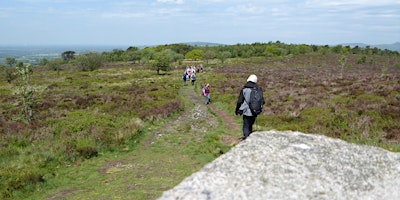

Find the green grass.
[{"left": 1, "top": 54, "right": 399, "bottom": 199}]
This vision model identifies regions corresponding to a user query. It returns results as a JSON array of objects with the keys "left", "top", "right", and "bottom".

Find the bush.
[
  {"left": 76, "top": 52, "right": 103, "bottom": 71},
  {"left": 46, "top": 58, "right": 65, "bottom": 71}
]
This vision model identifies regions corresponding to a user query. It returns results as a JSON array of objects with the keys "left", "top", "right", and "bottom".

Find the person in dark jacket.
[{"left": 235, "top": 74, "right": 265, "bottom": 139}]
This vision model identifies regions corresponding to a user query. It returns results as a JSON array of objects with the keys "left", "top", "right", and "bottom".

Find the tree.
[
  {"left": 152, "top": 49, "right": 173, "bottom": 75},
  {"left": 39, "top": 58, "right": 49, "bottom": 66},
  {"left": 61, "top": 51, "right": 75, "bottom": 60},
  {"left": 76, "top": 52, "right": 104, "bottom": 71},
  {"left": 141, "top": 47, "right": 156, "bottom": 61},
  {"left": 4, "top": 57, "right": 17, "bottom": 83},
  {"left": 47, "top": 58, "right": 64, "bottom": 72},
  {"left": 15, "top": 63, "right": 34, "bottom": 122},
  {"left": 264, "top": 46, "right": 280, "bottom": 57},
  {"left": 126, "top": 46, "right": 139, "bottom": 51},
  {"left": 123, "top": 50, "right": 142, "bottom": 63},
  {"left": 185, "top": 49, "right": 204, "bottom": 60},
  {"left": 203, "top": 50, "right": 216, "bottom": 64},
  {"left": 5, "top": 57, "right": 16, "bottom": 68},
  {"left": 218, "top": 51, "right": 231, "bottom": 64}
]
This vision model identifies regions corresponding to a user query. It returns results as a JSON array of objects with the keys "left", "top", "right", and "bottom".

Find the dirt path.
[
  {"left": 143, "top": 83, "right": 241, "bottom": 147},
  {"left": 47, "top": 83, "right": 241, "bottom": 200}
]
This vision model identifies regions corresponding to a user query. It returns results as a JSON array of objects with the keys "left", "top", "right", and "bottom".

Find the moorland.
[{"left": 0, "top": 42, "right": 399, "bottom": 199}]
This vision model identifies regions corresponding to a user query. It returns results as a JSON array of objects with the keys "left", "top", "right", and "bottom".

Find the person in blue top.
[{"left": 182, "top": 72, "right": 187, "bottom": 85}]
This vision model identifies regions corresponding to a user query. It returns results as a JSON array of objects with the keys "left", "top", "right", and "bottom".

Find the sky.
[{"left": 0, "top": 0, "right": 399, "bottom": 47}]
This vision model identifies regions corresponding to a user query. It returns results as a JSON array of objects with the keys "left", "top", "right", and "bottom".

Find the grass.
[
  {"left": 201, "top": 54, "right": 400, "bottom": 151},
  {"left": 1, "top": 53, "right": 399, "bottom": 199}
]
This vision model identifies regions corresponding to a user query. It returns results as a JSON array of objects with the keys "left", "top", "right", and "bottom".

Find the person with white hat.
[{"left": 235, "top": 74, "right": 265, "bottom": 139}]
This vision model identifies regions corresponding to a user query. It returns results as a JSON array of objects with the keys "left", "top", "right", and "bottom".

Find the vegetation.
[{"left": 0, "top": 41, "right": 399, "bottom": 199}]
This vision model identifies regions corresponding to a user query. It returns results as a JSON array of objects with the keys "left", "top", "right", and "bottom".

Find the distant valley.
[{"left": 0, "top": 45, "right": 127, "bottom": 65}]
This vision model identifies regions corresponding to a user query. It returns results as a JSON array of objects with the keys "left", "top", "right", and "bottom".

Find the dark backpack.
[{"left": 245, "top": 86, "right": 264, "bottom": 115}]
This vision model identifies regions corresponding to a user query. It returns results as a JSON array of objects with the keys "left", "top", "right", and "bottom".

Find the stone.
[{"left": 158, "top": 130, "right": 400, "bottom": 200}]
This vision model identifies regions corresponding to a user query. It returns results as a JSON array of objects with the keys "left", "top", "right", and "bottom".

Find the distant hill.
[
  {"left": 342, "top": 42, "right": 400, "bottom": 52},
  {"left": 138, "top": 42, "right": 224, "bottom": 49},
  {"left": 182, "top": 42, "right": 224, "bottom": 47}
]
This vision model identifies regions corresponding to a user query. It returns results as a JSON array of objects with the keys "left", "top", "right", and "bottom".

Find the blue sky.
[{"left": 0, "top": 0, "right": 399, "bottom": 46}]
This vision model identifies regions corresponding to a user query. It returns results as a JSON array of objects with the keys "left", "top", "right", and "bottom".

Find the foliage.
[
  {"left": 46, "top": 58, "right": 65, "bottom": 71},
  {"left": 1, "top": 43, "right": 399, "bottom": 199},
  {"left": 203, "top": 50, "right": 216, "bottom": 64},
  {"left": 339, "top": 54, "right": 347, "bottom": 79},
  {"left": 5, "top": 57, "right": 17, "bottom": 67},
  {"left": 61, "top": 51, "right": 75, "bottom": 60},
  {"left": 218, "top": 51, "right": 231, "bottom": 63},
  {"left": 75, "top": 52, "right": 103, "bottom": 71},
  {"left": 34, "top": 42, "right": 397, "bottom": 68},
  {"left": 151, "top": 49, "right": 174, "bottom": 74},
  {"left": 123, "top": 49, "right": 142, "bottom": 63},
  {"left": 185, "top": 49, "right": 204, "bottom": 60},
  {"left": 14, "top": 63, "right": 34, "bottom": 122},
  {"left": 0, "top": 63, "right": 183, "bottom": 199}
]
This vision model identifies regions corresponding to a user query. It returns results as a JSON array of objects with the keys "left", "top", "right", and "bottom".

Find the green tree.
[
  {"left": 203, "top": 50, "right": 216, "bottom": 64},
  {"left": 5, "top": 57, "right": 16, "bottom": 68},
  {"left": 141, "top": 48, "right": 156, "bottom": 61},
  {"left": 126, "top": 46, "right": 139, "bottom": 51},
  {"left": 217, "top": 51, "right": 231, "bottom": 64},
  {"left": 39, "top": 58, "right": 49, "bottom": 66},
  {"left": 76, "top": 52, "right": 104, "bottom": 71},
  {"left": 331, "top": 45, "right": 343, "bottom": 54},
  {"left": 264, "top": 46, "right": 280, "bottom": 57},
  {"left": 298, "top": 44, "right": 311, "bottom": 54},
  {"left": 61, "top": 51, "right": 76, "bottom": 60},
  {"left": 123, "top": 50, "right": 142, "bottom": 63},
  {"left": 15, "top": 63, "right": 34, "bottom": 122},
  {"left": 152, "top": 49, "right": 173, "bottom": 75},
  {"left": 3, "top": 57, "right": 17, "bottom": 83},
  {"left": 185, "top": 49, "right": 204, "bottom": 60},
  {"left": 47, "top": 58, "right": 65, "bottom": 72}
]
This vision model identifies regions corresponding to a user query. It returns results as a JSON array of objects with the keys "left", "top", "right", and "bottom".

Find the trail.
[
  {"left": 51, "top": 83, "right": 241, "bottom": 200},
  {"left": 125, "top": 84, "right": 241, "bottom": 199},
  {"left": 142, "top": 83, "right": 241, "bottom": 148}
]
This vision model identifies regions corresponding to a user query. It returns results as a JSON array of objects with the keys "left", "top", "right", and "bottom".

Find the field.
[{"left": 0, "top": 53, "right": 399, "bottom": 199}]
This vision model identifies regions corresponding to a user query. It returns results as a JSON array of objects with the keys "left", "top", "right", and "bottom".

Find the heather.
[{"left": 0, "top": 43, "right": 399, "bottom": 199}]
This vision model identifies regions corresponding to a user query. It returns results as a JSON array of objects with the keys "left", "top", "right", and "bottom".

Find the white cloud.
[
  {"left": 0, "top": 0, "right": 399, "bottom": 45},
  {"left": 157, "top": 0, "right": 185, "bottom": 4},
  {"left": 226, "top": 4, "right": 266, "bottom": 14},
  {"left": 101, "top": 12, "right": 146, "bottom": 19},
  {"left": 305, "top": 0, "right": 400, "bottom": 7}
]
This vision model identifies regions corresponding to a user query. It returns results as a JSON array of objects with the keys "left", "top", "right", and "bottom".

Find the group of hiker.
[
  {"left": 182, "top": 66, "right": 197, "bottom": 86},
  {"left": 182, "top": 64, "right": 265, "bottom": 140},
  {"left": 181, "top": 65, "right": 210, "bottom": 105}
]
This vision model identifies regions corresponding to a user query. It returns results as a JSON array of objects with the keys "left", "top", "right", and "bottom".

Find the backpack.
[{"left": 245, "top": 86, "right": 264, "bottom": 115}]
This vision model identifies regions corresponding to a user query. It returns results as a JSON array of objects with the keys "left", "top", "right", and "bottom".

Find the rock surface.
[{"left": 158, "top": 130, "right": 400, "bottom": 200}]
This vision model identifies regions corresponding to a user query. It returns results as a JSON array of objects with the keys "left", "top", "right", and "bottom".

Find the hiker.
[
  {"left": 191, "top": 73, "right": 196, "bottom": 85},
  {"left": 235, "top": 74, "right": 265, "bottom": 139},
  {"left": 182, "top": 72, "right": 187, "bottom": 85},
  {"left": 203, "top": 83, "right": 210, "bottom": 104}
]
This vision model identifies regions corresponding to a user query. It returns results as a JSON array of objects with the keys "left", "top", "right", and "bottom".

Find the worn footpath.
[{"left": 47, "top": 83, "right": 240, "bottom": 199}]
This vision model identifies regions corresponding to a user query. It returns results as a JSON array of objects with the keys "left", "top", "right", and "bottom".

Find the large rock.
[{"left": 158, "top": 130, "right": 400, "bottom": 200}]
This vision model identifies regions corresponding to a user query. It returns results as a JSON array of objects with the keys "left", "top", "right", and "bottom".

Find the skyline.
[{"left": 0, "top": 0, "right": 399, "bottom": 47}]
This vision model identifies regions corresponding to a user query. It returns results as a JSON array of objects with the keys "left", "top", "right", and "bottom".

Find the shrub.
[
  {"left": 76, "top": 52, "right": 104, "bottom": 71},
  {"left": 46, "top": 58, "right": 65, "bottom": 71},
  {"left": 357, "top": 55, "right": 367, "bottom": 64},
  {"left": 15, "top": 63, "right": 34, "bottom": 122}
]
